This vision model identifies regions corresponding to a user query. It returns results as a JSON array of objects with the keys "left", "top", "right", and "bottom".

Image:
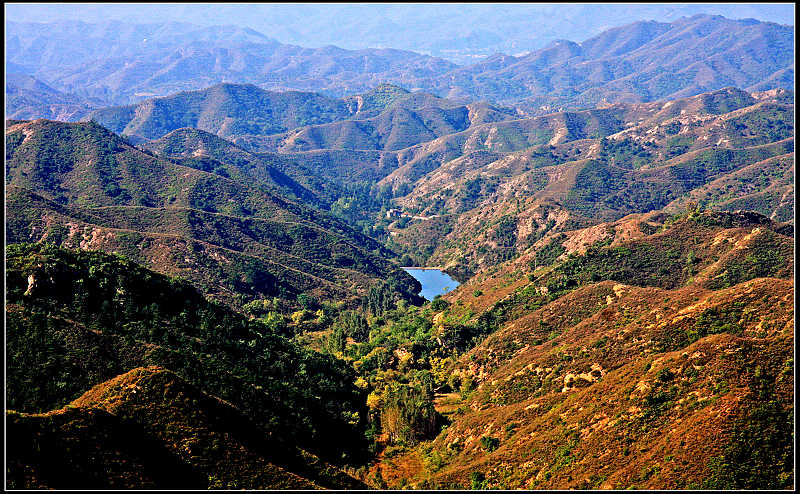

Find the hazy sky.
[{"left": 6, "top": 3, "right": 794, "bottom": 24}]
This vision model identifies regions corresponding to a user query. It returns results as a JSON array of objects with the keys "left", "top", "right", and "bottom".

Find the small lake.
[{"left": 402, "top": 268, "right": 460, "bottom": 301}]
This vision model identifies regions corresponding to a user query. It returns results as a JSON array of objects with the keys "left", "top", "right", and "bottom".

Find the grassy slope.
[{"left": 425, "top": 284, "right": 792, "bottom": 489}]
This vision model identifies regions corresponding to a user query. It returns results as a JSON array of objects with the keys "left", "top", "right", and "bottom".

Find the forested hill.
[
  {"left": 5, "top": 242, "right": 368, "bottom": 489},
  {"left": 85, "top": 83, "right": 356, "bottom": 141},
  {"left": 5, "top": 118, "right": 421, "bottom": 310},
  {"left": 85, "top": 82, "right": 516, "bottom": 147}
]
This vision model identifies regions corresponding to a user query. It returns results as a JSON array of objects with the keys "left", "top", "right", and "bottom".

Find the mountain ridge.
[{"left": 7, "top": 15, "right": 793, "bottom": 114}]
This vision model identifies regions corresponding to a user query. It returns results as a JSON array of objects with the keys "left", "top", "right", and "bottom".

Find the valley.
[{"left": 4, "top": 8, "right": 795, "bottom": 491}]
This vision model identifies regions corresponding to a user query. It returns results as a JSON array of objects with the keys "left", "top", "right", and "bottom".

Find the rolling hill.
[
  {"left": 86, "top": 83, "right": 355, "bottom": 141},
  {"left": 383, "top": 87, "right": 794, "bottom": 277},
  {"left": 92, "top": 85, "right": 793, "bottom": 283},
  {"left": 84, "top": 82, "right": 516, "bottom": 149},
  {"left": 139, "top": 126, "right": 321, "bottom": 205},
  {"left": 5, "top": 119, "right": 420, "bottom": 309},
  {"left": 240, "top": 100, "right": 517, "bottom": 154}
]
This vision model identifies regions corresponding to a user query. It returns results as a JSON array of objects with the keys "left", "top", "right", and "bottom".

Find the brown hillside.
[
  {"left": 371, "top": 277, "right": 793, "bottom": 489},
  {"left": 383, "top": 89, "right": 792, "bottom": 275}
]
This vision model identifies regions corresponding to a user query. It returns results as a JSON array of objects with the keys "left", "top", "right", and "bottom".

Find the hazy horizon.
[{"left": 5, "top": 3, "right": 794, "bottom": 62}]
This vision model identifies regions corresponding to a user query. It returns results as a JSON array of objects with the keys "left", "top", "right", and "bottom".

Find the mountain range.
[
  {"left": 6, "top": 4, "right": 794, "bottom": 64},
  {"left": 13, "top": 83, "right": 790, "bottom": 287},
  {"left": 6, "top": 15, "right": 793, "bottom": 113},
  {"left": 4, "top": 9, "right": 795, "bottom": 491},
  {"left": 6, "top": 20, "right": 456, "bottom": 106},
  {"left": 6, "top": 74, "right": 100, "bottom": 121}
]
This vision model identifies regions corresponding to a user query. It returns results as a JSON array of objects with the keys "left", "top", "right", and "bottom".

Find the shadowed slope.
[
  {"left": 8, "top": 366, "right": 366, "bottom": 489},
  {"left": 5, "top": 243, "right": 373, "bottom": 465}
]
